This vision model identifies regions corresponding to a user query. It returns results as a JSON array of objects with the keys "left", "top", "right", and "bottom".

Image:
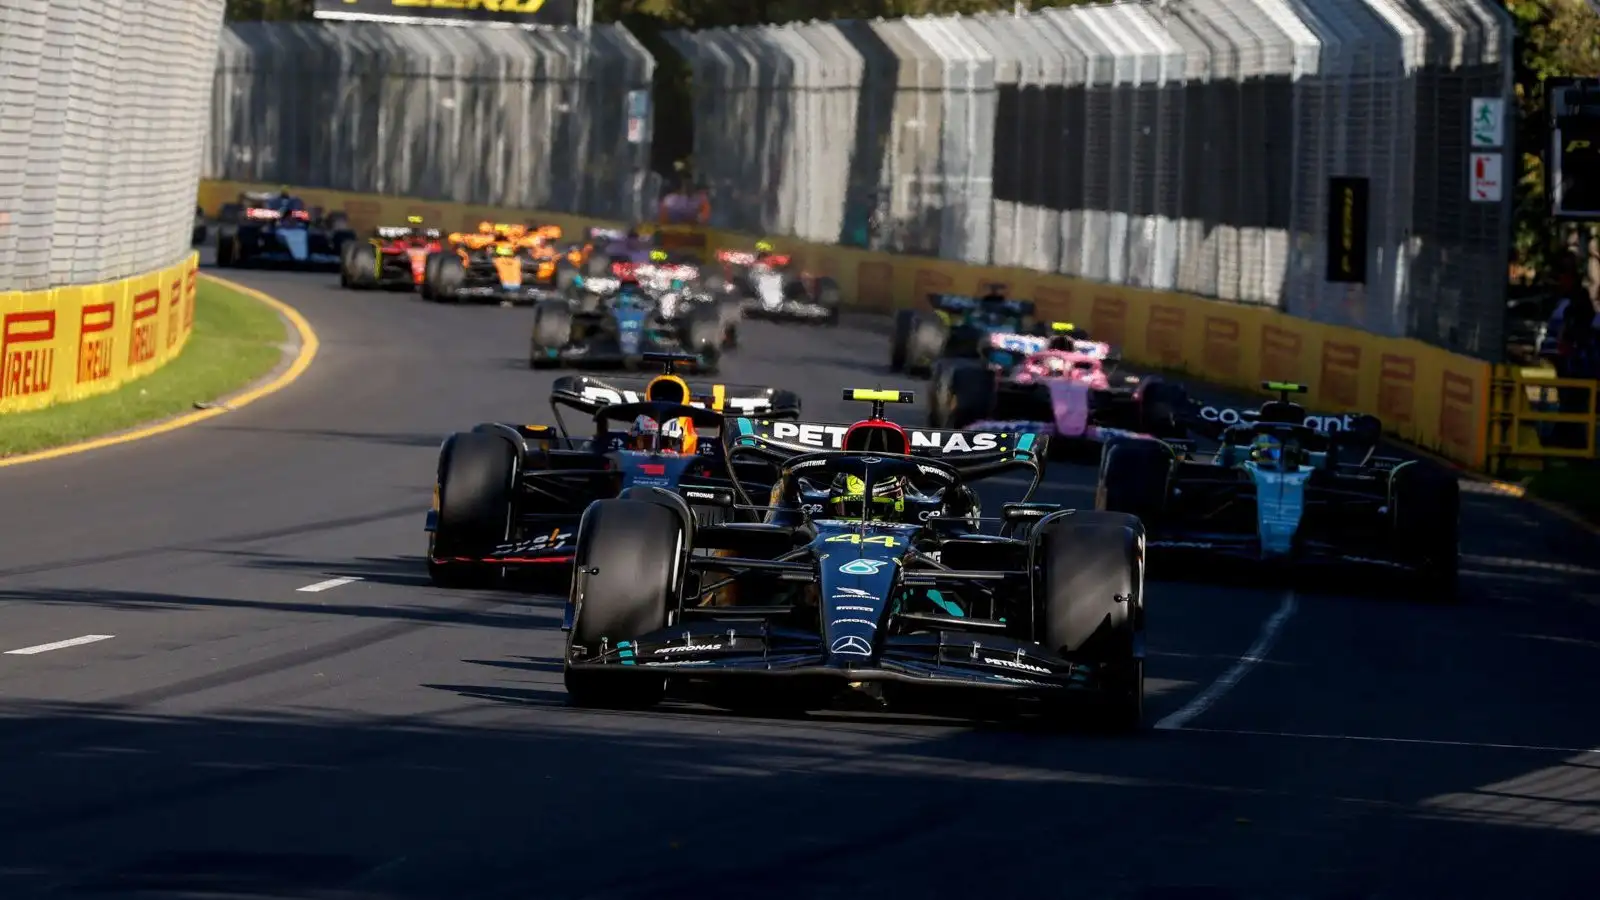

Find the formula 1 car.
[
  {"left": 890, "top": 290, "right": 1046, "bottom": 377},
  {"left": 339, "top": 217, "right": 445, "bottom": 291},
  {"left": 559, "top": 388, "right": 1147, "bottom": 729},
  {"left": 214, "top": 191, "right": 355, "bottom": 269},
  {"left": 427, "top": 354, "right": 802, "bottom": 588},
  {"left": 1097, "top": 382, "right": 1460, "bottom": 598},
  {"left": 928, "top": 333, "right": 1191, "bottom": 456},
  {"left": 714, "top": 241, "right": 842, "bottom": 326},
  {"left": 530, "top": 264, "right": 728, "bottom": 371},
  {"left": 422, "top": 222, "right": 575, "bottom": 304},
  {"left": 575, "top": 253, "right": 740, "bottom": 347}
]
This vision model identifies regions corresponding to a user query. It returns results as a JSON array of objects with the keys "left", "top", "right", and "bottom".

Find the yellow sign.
[
  {"left": 2, "top": 253, "right": 198, "bottom": 414},
  {"left": 825, "top": 534, "right": 901, "bottom": 547}
]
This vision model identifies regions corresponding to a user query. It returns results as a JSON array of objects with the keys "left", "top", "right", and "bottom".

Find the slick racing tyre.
[
  {"left": 343, "top": 243, "right": 379, "bottom": 290},
  {"left": 214, "top": 227, "right": 239, "bottom": 267},
  {"left": 683, "top": 307, "right": 723, "bottom": 364},
  {"left": 1134, "top": 378, "right": 1187, "bottom": 437},
  {"left": 1034, "top": 510, "right": 1146, "bottom": 732},
  {"left": 429, "top": 254, "right": 466, "bottom": 303},
  {"left": 564, "top": 499, "right": 682, "bottom": 709},
  {"left": 530, "top": 300, "right": 572, "bottom": 369},
  {"left": 1097, "top": 438, "right": 1173, "bottom": 524},
  {"left": 430, "top": 432, "right": 517, "bottom": 589},
  {"left": 890, "top": 309, "right": 916, "bottom": 372},
  {"left": 420, "top": 252, "right": 443, "bottom": 300},
  {"left": 904, "top": 314, "right": 948, "bottom": 379},
  {"left": 814, "top": 277, "right": 842, "bottom": 327},
  {"left": 1389, "top": 463, "right": 1460, "bottom": 602},
  {"left": 930, "top": 362, "right": 996, "bottom": 429}
]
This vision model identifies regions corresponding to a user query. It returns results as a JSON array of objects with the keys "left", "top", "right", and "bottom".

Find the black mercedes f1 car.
[{"left": 559, "top": 389, "right": 1148, "bottom": 729}]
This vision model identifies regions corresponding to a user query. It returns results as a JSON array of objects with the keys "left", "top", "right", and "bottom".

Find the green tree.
[{"left": 1506, "top": 0, "right": 1600, "bottom": 277}]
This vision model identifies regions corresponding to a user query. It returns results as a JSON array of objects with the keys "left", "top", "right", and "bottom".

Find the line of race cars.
[
  {"left": 197, "top": 192, "right": 846, "bottom": 376},
  {"left": 422, "top": 346, "right": 1461, "bottom": 730}
]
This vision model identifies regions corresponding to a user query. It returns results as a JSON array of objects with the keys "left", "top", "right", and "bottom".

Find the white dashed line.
[
  {"left": 5, "top": 634, "right": 115, "bottom": 656},
  {"left": 1155, "top": 590, "right": 1298, "bottom": 731},
  {"left": 296, "top": 577, "right": 364, "bottom": 593}
]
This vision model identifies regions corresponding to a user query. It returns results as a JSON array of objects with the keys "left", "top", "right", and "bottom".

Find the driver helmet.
[
  {"left": 626, "top": 415, "right": 697, "bottom": 455},
  {"left": 828, "top": 473, "right": 908, "bottom": 522},
  {"left": 1250, "top": 434, "right": 1283, "bottom": 466},
  {"left": 1036, "top": 355, "right": 1069, "bottom": 377}
]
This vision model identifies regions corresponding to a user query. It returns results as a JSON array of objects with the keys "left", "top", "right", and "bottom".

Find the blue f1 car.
[
  {"left": 1096, "top": 382, "right": 1460, "bottom": 598},
  {"left": 426, "top": 354, "right": 799, "bottom": 588},
  {"left": 559, "top": 388, "right": 1149, "bottom": 730},
  {"left": 890, "top": 289, "right": 1054, "bottom": 378},
  {"left": 214, "top": 191, "right": 356, "bottom": 270}
]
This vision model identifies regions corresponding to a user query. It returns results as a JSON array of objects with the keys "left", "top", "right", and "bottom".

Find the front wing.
[
  {"left": 740, "top": 296, "right": 834, "bottom": 320},
  {"left": 566, "top": 620, "right": 1105, "bottom": 694}
]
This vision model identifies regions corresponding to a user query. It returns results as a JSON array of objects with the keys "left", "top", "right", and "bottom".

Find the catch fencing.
[
  {"left": 664, "top": 0, "right": 1516, "bottom": 361},
  {"left": 205, "top": 21, "right": 658, "bottom": 225},
  {"left": 0, "top": 0, "right": 223, "bottom": 291}
]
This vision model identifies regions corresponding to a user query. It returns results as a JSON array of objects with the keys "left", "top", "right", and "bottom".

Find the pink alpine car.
[{"left": 929, "top": 347, "right": 1191, "bottom": 455}]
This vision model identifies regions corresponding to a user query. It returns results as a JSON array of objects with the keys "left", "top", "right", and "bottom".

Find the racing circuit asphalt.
[{"left": 0, "top": 261, "right": 1597, "bottom": 899}]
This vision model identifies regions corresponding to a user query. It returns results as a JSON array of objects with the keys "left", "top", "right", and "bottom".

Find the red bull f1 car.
[
  {"left": 426, "top": 354, "right": 801, "bottom": 587},
  {"left": 560, "top": 388, "right": 1147, "bottom": 729},
  {"left": 339, "top": 217, "right": 444, "bottom": 290}
]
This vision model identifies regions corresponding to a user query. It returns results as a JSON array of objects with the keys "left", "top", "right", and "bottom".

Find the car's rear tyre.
[
  {"left": 816, "top": 278, "right": 842, "bottom": 327},
  {"left": 1391, "top": 463, "right": 1460, "bottom": 602},
  {"left": 564, "top": 499, "right": 682, "bottom": 709},
  {"left": 1097, "top": 438, "right": 1172, "bottom": 525},
  {"left": 530, "top": 300, "right": 571, "bottom": 368},
  {"left": 429, "top": 433, "right": 517, "bottom": 589},
  {"left": 344, "top": 243, "right": 378, "bottom": 290},
  {"left": 215, "top": 228, "right": 238, "bottom": 267},
  {"left": 905, "top": 314, "right": 948, "bottom": 379},
  {"left": 940, "top": 363, "right": 997, "bottom": 429},
  {"left": 1034, "top": 510, "right": 1145, "bottom": 732},
  {"left": 431, "top": 254, "right": 465, "bottom": 303},
  {"left": 1135, "top": 378, "right": 1187, "bottom": 436},
  {"left": 890, "top": 309, "right": 915, "bottom": 372}
]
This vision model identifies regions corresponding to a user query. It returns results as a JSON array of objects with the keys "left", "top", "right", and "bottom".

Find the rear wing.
[
  {"left": 928, "top": 293, "right": 1036, "bottom": 318},
  {"left": 550, "top": 374, "right": 801, "bottom": 420},
  {"left": 1192, "top": 405, "right": 1376, "bottom": 436},
  {"left": 728, "top": 417, "right": 1044, "bottom": 462},
  {"left": 727, "top": 418, "right": 1048, "bottom": 498}
]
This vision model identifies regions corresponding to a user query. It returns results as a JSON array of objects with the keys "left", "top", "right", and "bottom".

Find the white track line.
[
  {"left": 297, "top": 577, "right": 363, "bottom": 593},
  {"left": 1155, "top": 590, "right": 1298, "bottom": 731},
  {"left": 5, "top": 634, "right": 114, "bottom": 656},
  {"left": 1178, "top": 726, "right": 1600, "bottom": 756}
]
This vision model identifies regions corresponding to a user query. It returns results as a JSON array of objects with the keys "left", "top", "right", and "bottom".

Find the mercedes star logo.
[{"left": 830, "top": 635, "right": 873, "bottom": 656}]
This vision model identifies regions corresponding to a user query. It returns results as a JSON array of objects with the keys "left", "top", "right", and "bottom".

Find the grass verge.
[
  {"left": 0, "top": 279, "right": 287, "bottom": 457},
  {"left": 1524, "top": 463, "right": 1600, "bottom": 525}
]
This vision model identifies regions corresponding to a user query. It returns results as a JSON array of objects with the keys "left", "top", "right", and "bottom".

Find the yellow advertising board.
[
  {"left": 0, "top": 253, "right": 198, "bottom": 415},
  {"left": 198, "top": 180, "right": 1489, "bottom": 468}
]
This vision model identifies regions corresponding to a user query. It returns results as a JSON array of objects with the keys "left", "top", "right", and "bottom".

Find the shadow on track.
[{"left": 0, "top": 697, "right": 1590, "bottom": 899}]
